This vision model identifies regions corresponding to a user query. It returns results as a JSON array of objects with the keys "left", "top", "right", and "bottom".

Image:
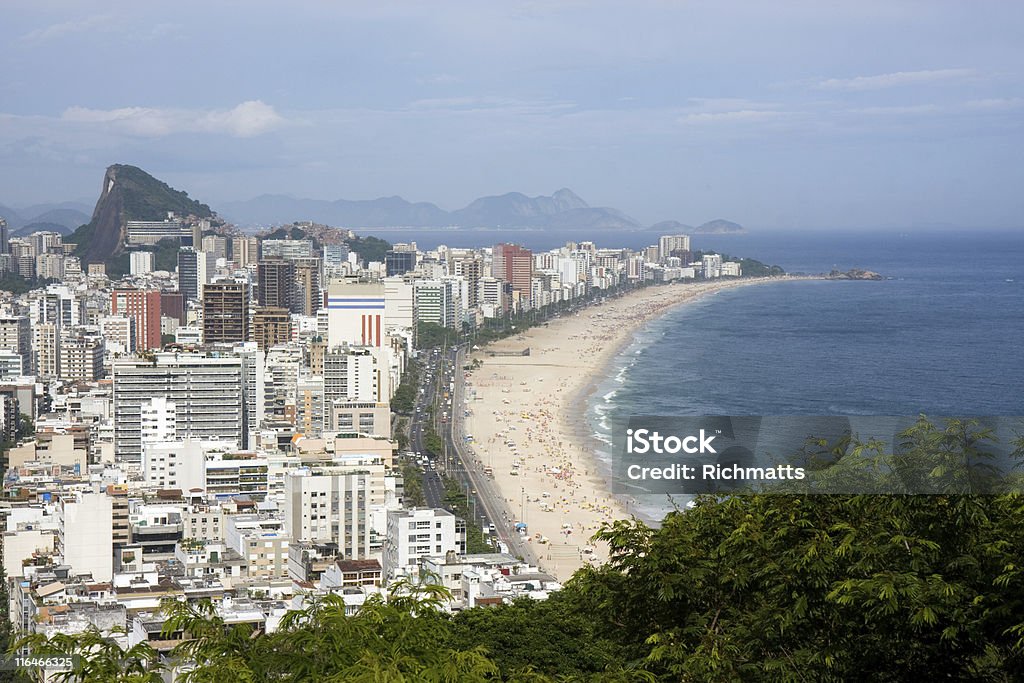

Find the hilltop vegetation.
[{"left": 68, "top": 164, "right": 215, "bottom": 267}]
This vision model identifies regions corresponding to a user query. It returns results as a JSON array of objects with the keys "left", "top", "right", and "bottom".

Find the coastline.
[{"left": 464, "top": 276, "right": 812, "bottom": 580}]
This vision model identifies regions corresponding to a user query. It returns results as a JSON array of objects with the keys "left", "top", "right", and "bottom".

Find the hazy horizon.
[{"left": 2, "top": 1, "right": 1023, "bottom": 230}]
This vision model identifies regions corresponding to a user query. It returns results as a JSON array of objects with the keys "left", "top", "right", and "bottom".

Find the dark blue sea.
[
  {"left": 576, "top": 229, "right": 1022, "bottom": 519},
  {"left": 368, "top": 226, "right": 1024, "bottom": 517}
]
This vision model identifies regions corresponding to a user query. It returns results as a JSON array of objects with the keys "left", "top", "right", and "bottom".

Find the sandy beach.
[{"left": 462, "top": 277, "right": 805, "bottom": 580}]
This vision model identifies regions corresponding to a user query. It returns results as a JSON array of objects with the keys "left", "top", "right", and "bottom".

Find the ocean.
[
  {"left": 579, "top": 230, "right": 1024, "bottom": 520},
  {"left": 364, "top": 226, "right": 1024, "bottom": 518}
]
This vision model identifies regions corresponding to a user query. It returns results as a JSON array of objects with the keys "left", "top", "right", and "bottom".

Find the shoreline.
[{"left": 464, "top": 276, "right": 814, "bottom": 580}]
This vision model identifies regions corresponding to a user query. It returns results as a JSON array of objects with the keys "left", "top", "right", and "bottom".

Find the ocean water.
[{"left": 583, "top": 230, "right": 1024, "bottom": 520}]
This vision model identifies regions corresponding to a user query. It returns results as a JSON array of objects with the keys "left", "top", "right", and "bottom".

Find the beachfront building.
[
  {"left": 413, "top": 278, "right": 465, "bottom": 330},
  {"left": 492, "top": 243, "right": 533, "bottom": 310},
  {"left": 658, "top": 234, "right": 691, "bottom": 261}
]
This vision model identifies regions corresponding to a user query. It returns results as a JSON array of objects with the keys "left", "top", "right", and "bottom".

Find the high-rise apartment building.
[
  {"left": 111, "top": 289, "right": 162, "bottom": 350},
  {"left": 385, "top": 250, "right": 416, "bottom": 276},
  {"left": 492, "top": 243, "right": 533, "bottom": 306},
  {"left": 0, "top": 315, "right": 32, "bottom": 375},
  {"left": 231, "top": 236, "right": 260, "bottom": 269},
  {"left": 252, "top": 307, "right": 292, "bottom": 349},
  {"left": 262, "top": 239, "right": 314, "bottom": 260},
  {"left": 112, "top": 353, "right": 245, "bottom": 460},
  {"left": 258, "top": 259, "right": 297, "bottom": 311},
  {"left": 324, "top": 282, "right": 386, "bottom": 348},
  {"left": 178, "top": 248, "right": 216, "bottom": 303},
  {"left": 283, "top": 462, "right": 386, "bottom": 560},
  {"left": 294, "top": 257, "right": 322, "bottom": 316},
  {"left": 202, "top": 281, "right": 249, "bottom": 343},
  {"left": 658, "top": 234, "right": 691, "bottom": 262}
]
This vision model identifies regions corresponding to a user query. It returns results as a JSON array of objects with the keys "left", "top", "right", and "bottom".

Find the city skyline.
[{"left": 1, "top": 1, "right": 1022, "bottom": 230}]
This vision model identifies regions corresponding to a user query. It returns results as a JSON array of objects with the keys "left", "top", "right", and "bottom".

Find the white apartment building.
[
  {"left": 112, "top": 353, "right": 245, "bottom": 461},
  {"left": 225, "top": 514, "right": 289, "bottom": 578},
  {"left": 324, "top": 346, "right": 388, "bottom": 405},
  {"left": 99, "top": 316, "right": 136, "bottom": 356},
  {"left": 57, "top": 491, "right": 114, "bottom": 582},
  {"left": 283, "top": 460, "right": 386, "bottom": 560},
  {"left": 383, "top": 508, "right": 460, "bottom": 580},
  {"left": 130, "top": 251, "right": 154, "bottom": 275}
]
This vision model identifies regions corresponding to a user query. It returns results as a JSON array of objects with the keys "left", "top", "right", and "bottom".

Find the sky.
[{"left": 1, "top": 0, "right": 1022, "bottom": 230}]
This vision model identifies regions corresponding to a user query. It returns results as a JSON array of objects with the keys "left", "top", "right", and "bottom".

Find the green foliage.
[
  {"left": 0, "top": 273, "right": 56, "bottom": 295},
  {"left": 416, "top": 322, "right": 458, "bottom": 350},
  {"left": 14, "top": 628, "right": 163, "bottom": 682},
  {"left": 113, "top": 164, "right": 213, "bottom": 221},
  {"left": 401, "top": 460, "right": 426, "bottom": 507},
  {"left": 391, "top": 360, "right": 420, "bottom": 413},
  {"left": 153, "top": 238, "right": 182, "bottom": 272},
  {"left": 345, "top": 234, "right": 391, "bottom": 264},
  {"left": 571, "top": 424, "right": 1024, "bottom": 680},
  {"left": 15, "top": 414, "right": 33, "bottom": 441},
  {"left": 690, "top": 250, "right": 784, "bottom": 277},
  {"left": 448, "top": 594, "right": 639, "bottom": 679}
]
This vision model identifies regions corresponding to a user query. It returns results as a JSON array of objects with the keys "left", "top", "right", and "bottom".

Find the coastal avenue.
[
  {"left": 443, "top": 344, "right": 541, "bottom": 568},
  {"left": 407, "top": 343, "right": 536, "bottom": 568}
]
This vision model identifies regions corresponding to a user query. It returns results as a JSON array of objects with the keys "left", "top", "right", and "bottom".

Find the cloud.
[
  {"left": 20, "top": 14, "right": 118, "bottom": 44},
  {"left": 964, "top": 97, "right": 1024, "bottom": 111},
  {"left": 817, "top": 68, "right": 975, "bottom": 91},
  {"left": 61, "top": 101, "right": 286, "bottom": 138},
  {"left": 415, "top": 73, "right": 461, "bottom": 86},
  {"left": 678, "top": 109, "right": 784, "bottom": 125}
]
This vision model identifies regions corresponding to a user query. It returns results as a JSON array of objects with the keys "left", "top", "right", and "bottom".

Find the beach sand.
[{"left": 462, "top": 277, "right": 803, "bottom": 580}]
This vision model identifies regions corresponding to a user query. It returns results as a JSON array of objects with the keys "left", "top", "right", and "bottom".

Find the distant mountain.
[
  {"left": 13, "top": 222, "right": 73, "bottom": 237},
  {"left": 222, "top": 187, "right": 638, "bottom": 229},
  {"left": 68, "top": 164, "right": 215, "bottom": 265},
  {"left": 695, "top": 219, "right": 745, "bottom": 234},
  {"left": 649, "top": 218, "right": 745, "bottom": 234},
  {"left": 648, "top": 220, "right": 695, "bottom": 232},
  {"left": 0, "top": 201, "right": 91, "bottom": 231},
  {"left": 220, "top": 194, "right": 450, "bottom": 227},
  {"left": 26, "top": 208, "right": 89, "bottom": 231},
  {"left": 0, "top": 205, "right": 25, "bottom": 229}
]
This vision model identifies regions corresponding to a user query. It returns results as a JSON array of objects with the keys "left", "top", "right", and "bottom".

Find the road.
[
  {"left": 443, "top": 345, "right": 541, "bottom": 568},
  {"left": 402, "top": 343, "right": 539, "bottom": 567}
]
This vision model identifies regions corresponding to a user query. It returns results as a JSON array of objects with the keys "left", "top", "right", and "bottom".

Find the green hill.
[{"left": 68, "top": 164, "right": 214, "bottom": 267}]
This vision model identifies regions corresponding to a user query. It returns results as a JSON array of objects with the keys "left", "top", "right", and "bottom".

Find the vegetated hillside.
[{"left": 68, "top": 164, "right": 214, "bottom": 266}]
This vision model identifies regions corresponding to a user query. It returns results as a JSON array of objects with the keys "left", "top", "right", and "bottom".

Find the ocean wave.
[{"left": 602, "top": 389, "right": 618, "bottom": 402}]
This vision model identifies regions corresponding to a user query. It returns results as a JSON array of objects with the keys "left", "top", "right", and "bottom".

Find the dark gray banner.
[{"left": 612, "top": 416, "right": 1024, "bottom": 495}]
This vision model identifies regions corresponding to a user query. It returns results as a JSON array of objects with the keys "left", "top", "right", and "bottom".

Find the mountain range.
[
  {"left": 8, "top": 164, "right": 747, "bottom": 268},
  {"left": 0, "top": 201, "right": 90, "bottom": 236},
  {"left": 220, "top": 188, "right": 640, "bottom": 230}
]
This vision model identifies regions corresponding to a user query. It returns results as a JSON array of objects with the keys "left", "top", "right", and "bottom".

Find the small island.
[{"left": 827, "top": 268, "right": 884, "bottom": 281}]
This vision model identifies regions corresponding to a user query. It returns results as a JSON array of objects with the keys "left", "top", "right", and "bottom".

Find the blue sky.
[{"left": 1, "top": 1, "right": 1022, "bottom": 229}]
